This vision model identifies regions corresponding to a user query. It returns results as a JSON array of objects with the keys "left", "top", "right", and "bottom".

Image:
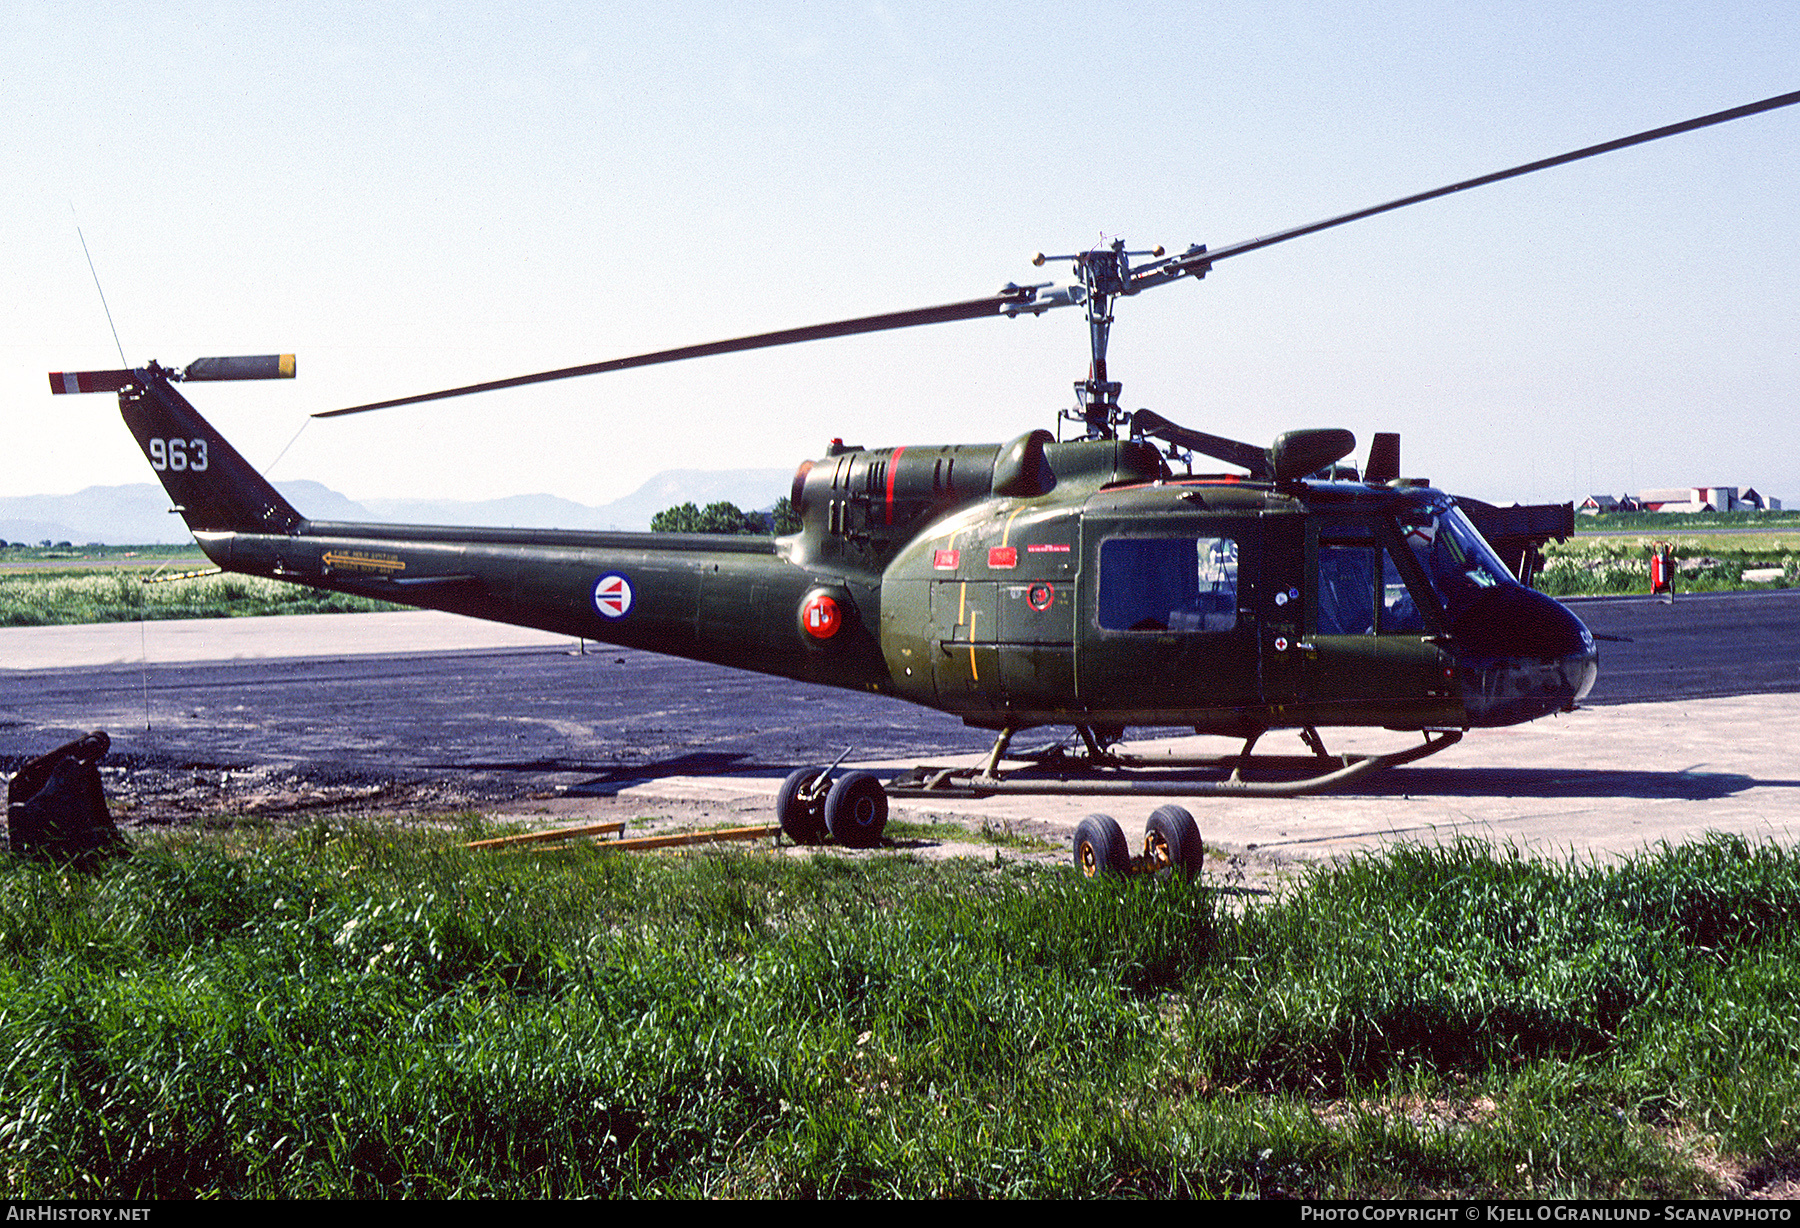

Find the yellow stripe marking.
[{"left": 322, "top": 550, "right": 406, "bottom": 573}]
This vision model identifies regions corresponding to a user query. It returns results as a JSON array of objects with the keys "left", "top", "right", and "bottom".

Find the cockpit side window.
[
  {"left": 1317, "top": 544, "right": 1375, "bottom": 635},
  {"left": 1316, "top": 541, "right": 1430, "bottom": 635},
  {"left": 1381, "top": 547, "right": 1426, "bottom": 632},
  {"left": 1099, "top": 536, "right": 1238, "bottom": 632}
]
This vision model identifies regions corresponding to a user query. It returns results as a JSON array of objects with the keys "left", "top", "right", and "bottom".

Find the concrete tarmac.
[
  {"left": 611, "top": 693, "right": 1799, "bottom": 865},
  {"left": 3, "top": 598, "right": 1797, "bottom": 866},
  {"left": 0, "top": 609, "right": 571, "bottom": 671}
]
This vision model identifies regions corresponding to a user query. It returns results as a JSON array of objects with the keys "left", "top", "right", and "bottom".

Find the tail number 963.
[{"left": 147, "top": 438, "right": 208, "bottom": 472}]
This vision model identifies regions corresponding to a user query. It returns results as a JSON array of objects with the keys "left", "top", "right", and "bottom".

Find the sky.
[{"left": 5, "top": 2, "right": 1797, "bottom": 513}]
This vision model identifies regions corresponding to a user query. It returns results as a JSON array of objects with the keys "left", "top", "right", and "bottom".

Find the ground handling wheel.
[
  {"left": 776, "top": 767, "right": 829, "bottom": 845},
  {"left": 824, "top": 771, "right": 888, "bottom": 848},
  {"left": 1144, "top": 805, "right": 1204, "bottom": 880},
  {"left": 1073, "top": 813, "right": 1130, "bottom": 878}
]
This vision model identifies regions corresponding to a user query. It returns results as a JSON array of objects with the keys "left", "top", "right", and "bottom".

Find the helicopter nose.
[{"left": 1452, "top": 585, "right": 1598, "bottom": 727}]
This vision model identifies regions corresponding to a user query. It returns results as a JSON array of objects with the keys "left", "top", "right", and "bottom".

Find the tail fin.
[{"left": 117, "top": 368, "right": 305, "bottom": 535}]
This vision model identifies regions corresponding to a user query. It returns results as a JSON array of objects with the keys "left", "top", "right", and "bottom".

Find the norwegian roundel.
[{"left": 592, "top": 572, "right": 634, "bottom": 620}]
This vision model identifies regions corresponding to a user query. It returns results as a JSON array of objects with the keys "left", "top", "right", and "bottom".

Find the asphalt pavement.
[
  {"left": 2, "top": 592, "right": 1797, "bottom": 864},
  {"left": 1567, "top": 588, "right": 1800, "bottom": 704}
]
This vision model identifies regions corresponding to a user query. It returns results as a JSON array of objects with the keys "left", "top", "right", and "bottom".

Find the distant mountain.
[
  {"left": 560, "top": 469, "right": 794, "bottom": 532},
  {"left": 358, "top": 492, "right": 620, "bottom": 530},
  {"left": 0, "top": 484, "right": 191, "bottom": 546},
  {"left": 0, "top": 469, "right": 796, "bottom": 545},
  {"left": 351, "top": 467, "right": 793, "bottom": 530},
  {"left": 274, "top": 480, "right": 379, "bottom": 523}
]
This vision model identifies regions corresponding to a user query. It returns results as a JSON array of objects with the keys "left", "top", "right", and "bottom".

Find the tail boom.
[
  {"left": 68, "top": 360, "right": 890, "bottom": 692},
  {"left": 203, "top": 522, "right": 888, "bottom": 687}
]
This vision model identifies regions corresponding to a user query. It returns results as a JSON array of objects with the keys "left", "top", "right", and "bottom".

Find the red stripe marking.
[
  {"left": 49, "top": 370, "right": 134, "bottom": 394},
  {"left": 885, "top": 446, "right": 906, "bottom": 525}
]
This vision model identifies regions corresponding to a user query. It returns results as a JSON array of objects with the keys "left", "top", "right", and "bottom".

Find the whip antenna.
[{"left": 71, "top": 210, "right": 127, "bottom": 367}]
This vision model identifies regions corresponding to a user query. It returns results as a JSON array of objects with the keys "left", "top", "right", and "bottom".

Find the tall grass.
[
  {"left": 0, "top": 830, "right": 1794, "bottom": 1197},
  {"left": 1540, "top": 536, "right": 1796, "bottom": 596},
  {"left": 0, "top": 569, "right": 402, "bottom": 626}
]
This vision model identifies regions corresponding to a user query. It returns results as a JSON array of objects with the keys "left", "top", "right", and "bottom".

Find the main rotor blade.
[
  {"left": 1134, "top": 87, "right": 1800, "bottom": 287},
  {"left": 315, "top": 293, "right": 1024, "bottom": 418},
  {"left": 317, "top": 88, "right": 1800, "bottom": 420}
]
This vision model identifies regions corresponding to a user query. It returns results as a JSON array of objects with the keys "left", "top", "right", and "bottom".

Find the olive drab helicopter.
[{"left": 51, "top": 88, "right": 1800, "bottom": 869}]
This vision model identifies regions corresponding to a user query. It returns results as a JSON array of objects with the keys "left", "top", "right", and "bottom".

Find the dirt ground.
[{"left": 83, "top": 755, "right": 1295, "bottom": 896}]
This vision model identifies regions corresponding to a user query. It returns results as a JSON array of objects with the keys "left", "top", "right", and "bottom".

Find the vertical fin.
[{"left": 118, "top": 371, "right": 305, "bottom": 535}]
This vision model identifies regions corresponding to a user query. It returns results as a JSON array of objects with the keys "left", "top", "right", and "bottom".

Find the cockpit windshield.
[{"left": 1394, "top": 502, "right": 1515, "bottom": 620}]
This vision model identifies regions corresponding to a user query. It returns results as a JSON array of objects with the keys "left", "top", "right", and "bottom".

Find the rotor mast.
[{"left": 1030, "top": 239, "right": 1168, "bottom": 440}]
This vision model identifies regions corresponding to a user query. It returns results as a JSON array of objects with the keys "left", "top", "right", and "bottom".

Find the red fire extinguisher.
[{"left": 1649, "top": 540, "right": 1674, "bottom": 601}]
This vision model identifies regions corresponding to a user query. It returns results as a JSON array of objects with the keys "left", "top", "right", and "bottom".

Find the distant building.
[
  {"left": 1632, "top": 485, "right": 1782, "bottom": 513},
  {"left": 1578, "top": 494, "right": 1639, "bottom": 515},
  {"left": 1637, "top": 487, "right": 1727, "bottom": 513}
]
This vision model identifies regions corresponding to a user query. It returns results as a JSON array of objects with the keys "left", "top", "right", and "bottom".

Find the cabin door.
[{"left": 1075, "top": 515, "right": 1261, "bottom": 723}]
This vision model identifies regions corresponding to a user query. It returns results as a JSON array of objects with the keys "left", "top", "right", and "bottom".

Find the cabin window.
[{"left": 1099, "top": 536, "right": 1238, "bottom": 632}]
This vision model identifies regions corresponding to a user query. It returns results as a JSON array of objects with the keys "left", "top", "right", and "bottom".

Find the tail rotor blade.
[
  {"left": 51, "top": 355, "right": 297, "bottom": 394},
  {"left": 49, "top": 369, "right": 137, "bottom": 395},
  {"left": 183, "top": 354, "right": 295, "bottom": 382}
]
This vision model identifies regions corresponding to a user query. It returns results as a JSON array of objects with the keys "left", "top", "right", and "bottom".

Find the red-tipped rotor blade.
[{"left": 49, "top": 368, "right": 138, "bottom": 395}]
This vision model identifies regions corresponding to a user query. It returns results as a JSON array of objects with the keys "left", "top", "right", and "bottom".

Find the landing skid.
[{"left": 885, "top": 726, "right": 1463, "bottom": 799}]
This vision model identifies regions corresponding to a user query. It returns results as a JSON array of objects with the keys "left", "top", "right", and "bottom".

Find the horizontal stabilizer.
[
  {"left": 183, "top": 354, "right": 295, "bottom": 382},
  {"left": 48, "top": 369, "right": 136, "bottom": 395}
]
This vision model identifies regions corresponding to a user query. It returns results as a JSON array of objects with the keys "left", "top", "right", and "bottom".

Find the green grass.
[
  {"left": 1, "top": 828, "right": 1795, "bottom": 1197},
  {"left": 1541, "top": 532, "right": 1797, "bottom": 597},
  {"left": 1575, "top": 509, "right": 1800, "bottom": 533},
  {"left": 0, "top": 568, "right": 403, "bottom": 626},
  {"left": 0, "top": 544, "right": 202, "bottom": 562},
  {"left": 1538, "top": 511, "right": 1800, "bottom": 597}
]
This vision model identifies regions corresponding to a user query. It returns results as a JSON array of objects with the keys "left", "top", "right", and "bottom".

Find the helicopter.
[{"left": 49, "top": 88, "right": 1799, "bottom": 867}]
